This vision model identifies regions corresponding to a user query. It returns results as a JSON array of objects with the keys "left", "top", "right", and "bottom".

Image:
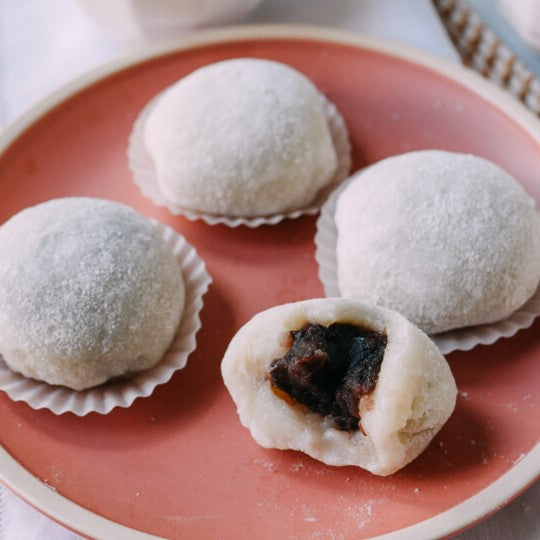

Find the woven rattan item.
[{"left": 433, "top": 0, "right": 540, "bottom": 115}]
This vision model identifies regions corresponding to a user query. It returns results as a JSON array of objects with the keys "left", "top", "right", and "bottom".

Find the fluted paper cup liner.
[
  {"left": 0, "top": 220, "right": 212, "bottom": 415},
  {"left": 315, "top": 180, "right": 540, "bottom": 355},
  {"left": 128, "top": 90, "right": 351, "bottom": 227}
]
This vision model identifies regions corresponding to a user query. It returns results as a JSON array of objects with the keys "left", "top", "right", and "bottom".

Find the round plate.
[{"left": 0, "top": 25, "right": 538, "bottom": 540}]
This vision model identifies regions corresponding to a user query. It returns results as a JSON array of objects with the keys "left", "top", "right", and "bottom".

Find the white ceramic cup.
[
  {"left": 78, "top": 0, "right": 264, "bottom": 42},
  {"left": 499, "top": 0, "right": 540, "bottom": 51}
]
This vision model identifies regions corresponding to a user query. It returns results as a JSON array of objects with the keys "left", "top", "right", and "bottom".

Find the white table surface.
[{"left": 0, "top": 0, "right": 538, "bottom": 538}]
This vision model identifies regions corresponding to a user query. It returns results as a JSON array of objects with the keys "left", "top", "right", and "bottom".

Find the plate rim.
[
  {"left": 1, "top": 439, "right": 537, "bottom": 540},
  {"left": 0, "top": 23, "right": 539, "bottom": 539},
  {"left": 2, "top": 23, "right": 540, "bottom": 154}
]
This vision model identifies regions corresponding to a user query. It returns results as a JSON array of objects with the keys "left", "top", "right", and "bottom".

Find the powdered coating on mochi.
[
  {"left": 144, "top": 58, "right": 338, "bottom": 217},
  {"left": 221, "top": 298, "right": 457, "bottom": 476},
  {"left": 335, "top": 150, "right": 540, "bottom": 334},
  {"left": 0, "top": 198, "right": 184, "bottom": 390}
]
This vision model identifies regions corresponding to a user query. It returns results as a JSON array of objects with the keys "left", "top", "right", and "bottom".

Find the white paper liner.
[
  {"left": 315, "top": 179, "right": 540, "bottom": 355},
  {"left": 127, "top": 87, "right": 351, "bottom": 228},
  {"left": 0, "top": 220, "right": 212, "bottom": 416}
]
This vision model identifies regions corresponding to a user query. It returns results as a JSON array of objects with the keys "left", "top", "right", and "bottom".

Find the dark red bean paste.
[{"left": 269, "top": 322, "right": 387, "bottom": 431}]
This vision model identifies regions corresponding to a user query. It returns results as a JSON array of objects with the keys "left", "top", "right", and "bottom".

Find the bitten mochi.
[
  {"left": 0, "top": 197, "right": 184, "bottom": 390},
  {"left": 335, "top": 150, "right": 540, "bottom": 334},
  {"left": 143, "top": 57, "right": 341, "bottom": 217},
  {"left": 221, "top": 298, "right": 457, "bottom": 476}
]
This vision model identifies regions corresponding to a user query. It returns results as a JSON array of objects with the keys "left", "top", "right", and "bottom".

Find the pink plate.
[{"left": 0, "top": 25, "right": 538, "bottom": 540}]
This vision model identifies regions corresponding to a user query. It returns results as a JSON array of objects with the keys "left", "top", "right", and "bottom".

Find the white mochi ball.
[
  {"left": 221, "top": 298, "right": 456, "bottom": 476},
  {"left": 0, "top": 197, "right": 184, "bottom": 390},
  {"left": 335, "top": 150, "right": 540, "bottom": 334},
  {"left": 144, "top": 57, "right": 340, "bottom": 217}
]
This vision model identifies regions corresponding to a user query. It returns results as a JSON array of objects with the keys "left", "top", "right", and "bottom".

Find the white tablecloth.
[{"left": 0, "top": 1, "right": 538, "bottom": 538}]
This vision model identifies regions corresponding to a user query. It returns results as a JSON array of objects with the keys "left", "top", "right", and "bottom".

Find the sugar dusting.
[
  {"left": 165, "top": 514, "right": 219, "bottom": 525},
  {"left": 144, "top": 58, "right": 339, "bottom": 217},
  {"left": 336, "top": 150, "right": 540, "bottom": 334},
  {"left": 254, "top": 457, "right": 279, "bottom": 473},
  {"left": 0, "top": 197, "right": 184, "bottom": 390},
  {"left": 249, "top": 454, "right": 389, "bottom": 537}
]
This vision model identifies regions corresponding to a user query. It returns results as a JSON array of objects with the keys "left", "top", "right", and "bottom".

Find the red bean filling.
[{"left": 269, "top": 322, "right": 386, "bottom": 431}]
